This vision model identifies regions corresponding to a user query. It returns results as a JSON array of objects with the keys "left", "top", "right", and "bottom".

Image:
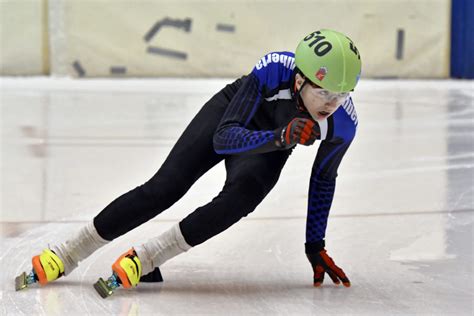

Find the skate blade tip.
[
  {"left": 94, "top": 278, "right": 113, "bottom": 299},
  {"left": 15, "top": 272, "right": 28, "bottom": 291}
]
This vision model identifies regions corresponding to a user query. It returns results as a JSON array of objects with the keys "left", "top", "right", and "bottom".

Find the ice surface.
[{"left": 1, "top": 77, "right": 473, "bottom": 315}]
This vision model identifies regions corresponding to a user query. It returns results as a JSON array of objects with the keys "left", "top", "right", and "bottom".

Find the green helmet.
[{"left": 295, "top": 29, "right": 362, "bottom": 93}]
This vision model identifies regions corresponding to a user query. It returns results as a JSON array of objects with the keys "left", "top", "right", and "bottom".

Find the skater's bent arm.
[
  {"left": 213, "top": 74, "right": 280, "bottom": 155},
  {"left": 213, "top": 52, "right": 297, "bottom": 155}
]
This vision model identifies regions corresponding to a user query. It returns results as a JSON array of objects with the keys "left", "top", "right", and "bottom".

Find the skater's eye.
[{"left": 318, "top": 90, "right": 329, "bottom": 96}]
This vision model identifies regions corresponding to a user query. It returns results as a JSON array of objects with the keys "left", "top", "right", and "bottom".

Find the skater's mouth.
[{"left": 318, "top": 111, "right": 330, "bottom": 117}]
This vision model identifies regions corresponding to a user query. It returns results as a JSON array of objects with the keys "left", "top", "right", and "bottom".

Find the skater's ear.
[{"left": 295, "top": 73, "right": 306, "bottom": 89}]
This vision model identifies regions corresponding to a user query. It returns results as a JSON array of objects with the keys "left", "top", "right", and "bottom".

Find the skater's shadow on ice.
[
  {"left": 50, "top": 280, "right": 88, "bottom": 287},
  {"left": 134, "top": 279, "right": 345, "bottom": 297}
]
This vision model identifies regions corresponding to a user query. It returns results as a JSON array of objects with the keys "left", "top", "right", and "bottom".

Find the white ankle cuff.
[
  {"left": 135, "top": 223, "right": 192, "bottom": 276},
  {"left": 52, "top": 222, "right": 109, "bottom": 275}
]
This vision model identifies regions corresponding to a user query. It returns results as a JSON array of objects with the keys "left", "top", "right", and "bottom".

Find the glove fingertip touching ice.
[{"left": 305, "top": 240, "right": 351, "bottom": 287}]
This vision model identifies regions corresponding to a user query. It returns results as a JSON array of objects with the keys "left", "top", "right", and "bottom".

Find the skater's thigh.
[
  {"left": 224, "top": 149, "right": 292, "bottom": 194},
  {"left": 156, "top": 90, "right": 231, "bottom": 180}
]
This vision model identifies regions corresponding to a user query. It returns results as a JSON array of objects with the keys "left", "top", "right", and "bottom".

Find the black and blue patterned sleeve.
[
  {"left": 305, "top": 98, "right": 358, "bottom": 253},
  {"left": 213, "top": 51, "right": 296, "bottom": 155},
  {"left": 213, "top": 74, "right": 276, "bottom": 154}
]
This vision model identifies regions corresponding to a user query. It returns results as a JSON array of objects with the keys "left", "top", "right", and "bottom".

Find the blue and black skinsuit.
[{"left": 94, "top": 51, "right": 358, "bottom": 255}]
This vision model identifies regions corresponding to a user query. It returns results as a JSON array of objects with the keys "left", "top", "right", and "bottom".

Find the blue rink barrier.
[{"left": 451, "top": 0, "right": 474, "bottom": 79}]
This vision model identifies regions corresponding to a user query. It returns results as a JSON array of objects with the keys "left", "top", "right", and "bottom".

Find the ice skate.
[
  {"left": 15, "top": 249, "right": 65, "bottom": 291},
  {"left": 94, "top": 248, "right": 143, "bottom": 298}
]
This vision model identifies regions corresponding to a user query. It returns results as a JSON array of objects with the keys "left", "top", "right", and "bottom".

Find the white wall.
[
  {"left": 0, "top": 0, "right": 48, "bottom": 75},
  {"left": 1, "top": 0, "right": 451, "bottom": 78}
]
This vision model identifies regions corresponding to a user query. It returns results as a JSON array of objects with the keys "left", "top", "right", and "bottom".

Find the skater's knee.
[
  {"left": 235, "top": 174, "right": 270, "bottom": 198},
  {"left": 227, "top": 177, "right": 267, "bottom": 215},
  {"left": 141, "top": 175, "right": 189, "bottom": 206}
]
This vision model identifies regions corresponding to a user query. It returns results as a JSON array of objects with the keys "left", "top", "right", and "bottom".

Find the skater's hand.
[
  {"left": 306, "top": 244, "right": 350, "bottom": 287},
  {"left": 275, "top": 118, "right": 320, "bottom": 148}
]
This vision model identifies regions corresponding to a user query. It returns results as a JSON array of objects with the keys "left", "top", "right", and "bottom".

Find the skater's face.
[{"left": 295, "top": 73, "right": 349, "bottom": 121}]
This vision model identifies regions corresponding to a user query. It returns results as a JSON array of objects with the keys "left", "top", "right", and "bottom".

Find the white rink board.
[{"left": 1, "top": 0, "right": 451, "bottom": 78}]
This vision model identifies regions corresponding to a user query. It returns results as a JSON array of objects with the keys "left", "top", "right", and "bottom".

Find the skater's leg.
[
  {"left": 181, "top": 150, "right": 292, "bottom": 246},
  {"left": 134, "top": 149, "right": 292, "bottom": 275},
  {"left": 51, "top": 102, "right": 224, "bottom": 276},
  {"left": 93, "top": 94, "right": 228, "bottom": 241},
  {"left": 93, "top": 77, "right": 246, "bottom": 241},
  {"left": 46, "top": 116, "right": 222, "bottom": 277},
  {"left": 29, "top": 80, "right": 243, "bottom": 282}
]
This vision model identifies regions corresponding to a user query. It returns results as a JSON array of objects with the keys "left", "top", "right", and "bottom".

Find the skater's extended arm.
[
  {"left": 305, "top": 139, "right": 353, "bottom": 244},
  {"left": 305, "top": 98, "right": 357, "bottom": 245},
  {"left": 304, "top": 100, "right": 358, "bottom": 287}
]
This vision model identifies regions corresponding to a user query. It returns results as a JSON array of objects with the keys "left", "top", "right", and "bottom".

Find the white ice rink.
[{"left": 1, "top": 78, "right": 473, "bottom": 315}]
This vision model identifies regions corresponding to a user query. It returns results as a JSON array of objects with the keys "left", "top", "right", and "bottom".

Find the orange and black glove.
[
  {"left": 306, "top": 241, "right": 351, "bottom": 287},
  {"left": 275, "top": 117, "right": 320, "bottom": 148}
]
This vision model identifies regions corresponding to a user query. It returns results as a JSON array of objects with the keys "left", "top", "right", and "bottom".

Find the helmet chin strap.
[{"left": 294, "top": 78, "right": 309, "bottom": 112}]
